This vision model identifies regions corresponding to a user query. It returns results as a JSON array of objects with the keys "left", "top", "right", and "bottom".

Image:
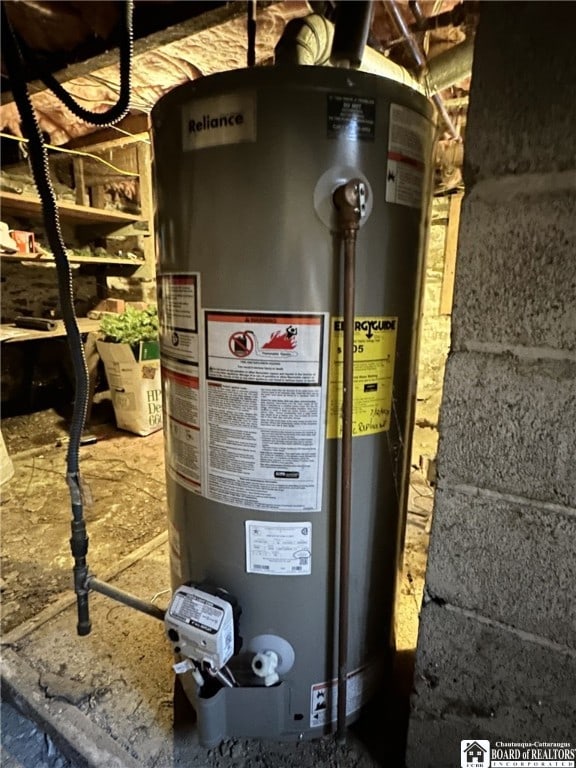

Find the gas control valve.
[{"left": 165, "top": 583, "right": 241, "bottom": 686}]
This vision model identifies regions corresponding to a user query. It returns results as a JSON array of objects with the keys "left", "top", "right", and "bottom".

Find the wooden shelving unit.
[
  {"left": 0, "top": 251, "right": 145, "bottom": 267},
  {"left": 1, "top": 116, "right": 156, "bottom": 279},
  {"left": 0, "top": 318, "right": 101, "bottom": 344},
  {"left": 0, "top": 190, "right": 145, "bottom": 226}
]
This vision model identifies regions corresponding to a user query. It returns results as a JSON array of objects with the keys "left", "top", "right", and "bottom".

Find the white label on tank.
[
  {"left": 309, "top": 664, "right": 378, "bottom": 728},
  {"left": 159, "top": 273, "right": 199, "bottom": 364},
  {"left": 159, "top": 272, "right": 204, "bottom": 495},
  {"left": 202, "top": 311, "right": 328, "bottom": 513},
  {"left": 245, "top": 521, "right": 312, "bottom": 576},
  {"left": 385, "top": 103, "right": 430, "bottom": 208},
  {"left": 182, "top": 92, "right": 256, "bottom": 151},
  {"left": 163, "top": 367, "right": 202, "bottom": 492},
  {"left": 170, "top": 591, "right": 224, "bottom": 633}
]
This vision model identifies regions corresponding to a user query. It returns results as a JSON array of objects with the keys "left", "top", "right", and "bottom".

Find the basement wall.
[
  {"left": 1, "top": 256, "right": 155, "bottom": 329},
  {"left": 407, "top": 3, "right": 576, "bottom": 765},
  {"left": 0, "top": 263, "right": 155, "bottom": 323},
  {"left": 1, "top": 264, "right": 155, "bottom": 408},
  {"left": 1, "top": 263, "right": 98, "bottom": 322}
]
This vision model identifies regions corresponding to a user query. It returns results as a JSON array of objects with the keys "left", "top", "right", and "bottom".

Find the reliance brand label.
[{"left": 183, "top": 92, "right": 256, "bottom": 150}]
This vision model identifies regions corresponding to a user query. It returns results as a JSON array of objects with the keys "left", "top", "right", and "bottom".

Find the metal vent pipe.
[
  {"left": 275, "top": 13, "right": 424, "bottom": 93},
  {"left": 275, "top": 11, "right": 473, "bottom": 99}
]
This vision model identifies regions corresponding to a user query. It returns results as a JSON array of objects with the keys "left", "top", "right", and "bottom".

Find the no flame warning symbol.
[
  {"left": 229, "top": 331, "right": 254, "bottom": 358},
  {"left": 310, "top": 685, "right": 331, "bottom": 727}
]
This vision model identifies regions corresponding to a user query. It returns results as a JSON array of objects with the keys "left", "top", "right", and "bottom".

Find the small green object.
[{"left": 100, "top": 305, "right": 159, "bottom": 345}]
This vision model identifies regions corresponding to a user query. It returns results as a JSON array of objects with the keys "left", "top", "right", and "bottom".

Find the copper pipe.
[
  {"left": 332, "top": 180, "right": 365, "bottom": 742},
  {"left": 337, "top": 227, "right": 356, "bottom": 742}
]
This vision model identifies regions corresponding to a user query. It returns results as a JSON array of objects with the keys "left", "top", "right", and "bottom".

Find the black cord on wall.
[{"left": 1, "top": 1, "right": 134, "bottom": 636}]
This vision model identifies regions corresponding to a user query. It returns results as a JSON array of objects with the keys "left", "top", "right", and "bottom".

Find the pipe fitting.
[
  {"left": 274, "top": 13, "right": 423, "bottom": 93},
  {"left": 252, "top": 650, "right": 279, "bottom": 686},
  {"left": 275, "top": 15, "right": 333, "bottom": 66},
  {"left": 333, "top": 179, "right": 368, "bottom": 232}
]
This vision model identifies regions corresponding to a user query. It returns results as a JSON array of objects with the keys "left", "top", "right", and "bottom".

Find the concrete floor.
[{"left": 0, "top": 411, "right": 431, "bottom": 767}]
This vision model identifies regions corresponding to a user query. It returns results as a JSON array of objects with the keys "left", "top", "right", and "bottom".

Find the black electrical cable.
[
  {"left": 1, "top": 1, "right": 134, "bottom": 635},
  {"left": 247, "top": 1, "right": 256, "bottom": 67},
  {"left": 9, "top": 2, "right": 133, "bottom": 127}
]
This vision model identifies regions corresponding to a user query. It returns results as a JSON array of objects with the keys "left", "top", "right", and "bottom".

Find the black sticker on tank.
[{"left": 327, "top": 94, "right": 376, "bottom": 141}]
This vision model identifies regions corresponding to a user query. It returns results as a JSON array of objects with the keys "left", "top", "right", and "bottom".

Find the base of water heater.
[{"left": 178, "top": 673, "right": 360, "bottom": 746}]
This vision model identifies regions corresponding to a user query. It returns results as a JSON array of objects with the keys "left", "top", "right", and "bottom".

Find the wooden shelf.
[
  {"left": 0, "top": 251, "right": 145, "bottom": 267},
  {"left": 0, "top": 191, "right": 144, "bottom": 225},
  {"left": 1, "top": 318, "right": 101, "bottom": 344}
]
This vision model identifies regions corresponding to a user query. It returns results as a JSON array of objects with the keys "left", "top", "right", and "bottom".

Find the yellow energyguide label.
[{"left": 327, "top": 316, "right": 397, "bottom": 439}]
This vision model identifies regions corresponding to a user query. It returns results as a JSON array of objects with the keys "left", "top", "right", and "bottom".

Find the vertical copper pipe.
[
  {"left": 333, "top": 179, "right": 365, "bottom": 742},
  {"left": 337, "top": 228, "right": 356, "bottom": 741}
]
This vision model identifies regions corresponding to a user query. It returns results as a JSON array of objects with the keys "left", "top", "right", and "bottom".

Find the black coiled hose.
[
  {"left": 9, "top": 2, "right": 133, "bottom": 127},
  {"left": 1, "top": 2, "right": 134, "bottom": 635}
]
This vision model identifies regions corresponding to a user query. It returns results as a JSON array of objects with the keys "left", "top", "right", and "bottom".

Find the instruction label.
[
  {"left": 245, "top": 521, "right": 312, "bottom": 576},
  {"left": 385, "top": 103, "right": 430, "bottom": 208},
  {"left": 327, "top": 94, "right": 376, "bottom": 141},
  {"left": 159, "top": 274, "right": 199, "bottom": 364},
  {"left": 310, "top": 664, "right": 378, "bottom": 728},
  {"left": 327, "top": 316, "right": 397, "bottom": 439},
  {"left": 170, "top": 590, "right": 224, "bottom": 633},
  {"left": 183, "top": 92, "right": 257, "bottom": 151},
  {"left": 204, "top": 311, "right": 328, "bottom": 512},
  {"left": 162, "top": 358, "right": 202, "bottom": 491},
  {"left": 159, "top": 272, "right": 203, "bottom": 494}
]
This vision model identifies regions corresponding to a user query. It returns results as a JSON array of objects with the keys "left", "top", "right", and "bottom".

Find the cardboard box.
[
  {"left": 96, "top": 340, "right": 162, "bottom": 436},
  {"left": 10, "top": 230, "right": 35, "bottom": 254},
  {"left": 95, "top": 298, "right": 126, "bottom": 314}
]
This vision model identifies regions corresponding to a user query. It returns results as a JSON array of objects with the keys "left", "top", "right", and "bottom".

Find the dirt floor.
[
  {"left": 0, "top": 409, "right": 432, "bottom": 768},
  {"left": 1, "top": 412, "right": 167, "bottom": 636}
]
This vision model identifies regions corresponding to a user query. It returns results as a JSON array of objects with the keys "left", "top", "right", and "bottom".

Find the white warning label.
[
  {"left": 162, "top": 358, "right": 202, "bottom": 492},
  {"left": 245, "top": 521, "right": 312, "bottom": 575},
  {"left": 203, "top": 311, "right": 328, "bottom": 513},
  {"left": 206, "top": 312, "right": 324, "bottom": 385},
  {"left": 385, "top": 103, "right": 430, "bottom": 208},
  {"left": 310, "top": 664, "right": 378, "bottom": 728},
  {"left": 170, "top": 591, "right": 224, "bottom": 632},
  {"left": 159, "top": 273, "right": 199, "bottom": 364},
  {"left": 159, "top": 272, "right": 204, "bottom": 495}
]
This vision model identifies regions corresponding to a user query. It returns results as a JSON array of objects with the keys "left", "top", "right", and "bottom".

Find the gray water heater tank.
[{"left": 152, "top": 65, "right": 434, "bottom": 745}]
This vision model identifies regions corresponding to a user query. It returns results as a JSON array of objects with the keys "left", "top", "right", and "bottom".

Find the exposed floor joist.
[
  {"left": 0, "top": 1, "right": 308, "bottom": 145},
  {"left": 1, "top": 3, "right": 245, "bottom": 106}
]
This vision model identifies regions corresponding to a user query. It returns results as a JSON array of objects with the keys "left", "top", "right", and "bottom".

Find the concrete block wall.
[{"left": 407, "top": 3, "right": 576, "bottom": 765}]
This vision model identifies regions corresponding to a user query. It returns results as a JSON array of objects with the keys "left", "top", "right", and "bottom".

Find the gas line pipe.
[{"left": 332, "top": 179, "right": 367, "bottom": 742}]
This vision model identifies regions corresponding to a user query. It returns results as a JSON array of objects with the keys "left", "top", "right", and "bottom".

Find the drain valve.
[{"left": 252, "top": 650, "right": 279, "bottom": 686}]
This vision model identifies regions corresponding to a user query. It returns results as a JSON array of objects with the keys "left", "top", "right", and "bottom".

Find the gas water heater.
[{"left": 152, "top": 65, "right": 434, "bottom": 745}]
